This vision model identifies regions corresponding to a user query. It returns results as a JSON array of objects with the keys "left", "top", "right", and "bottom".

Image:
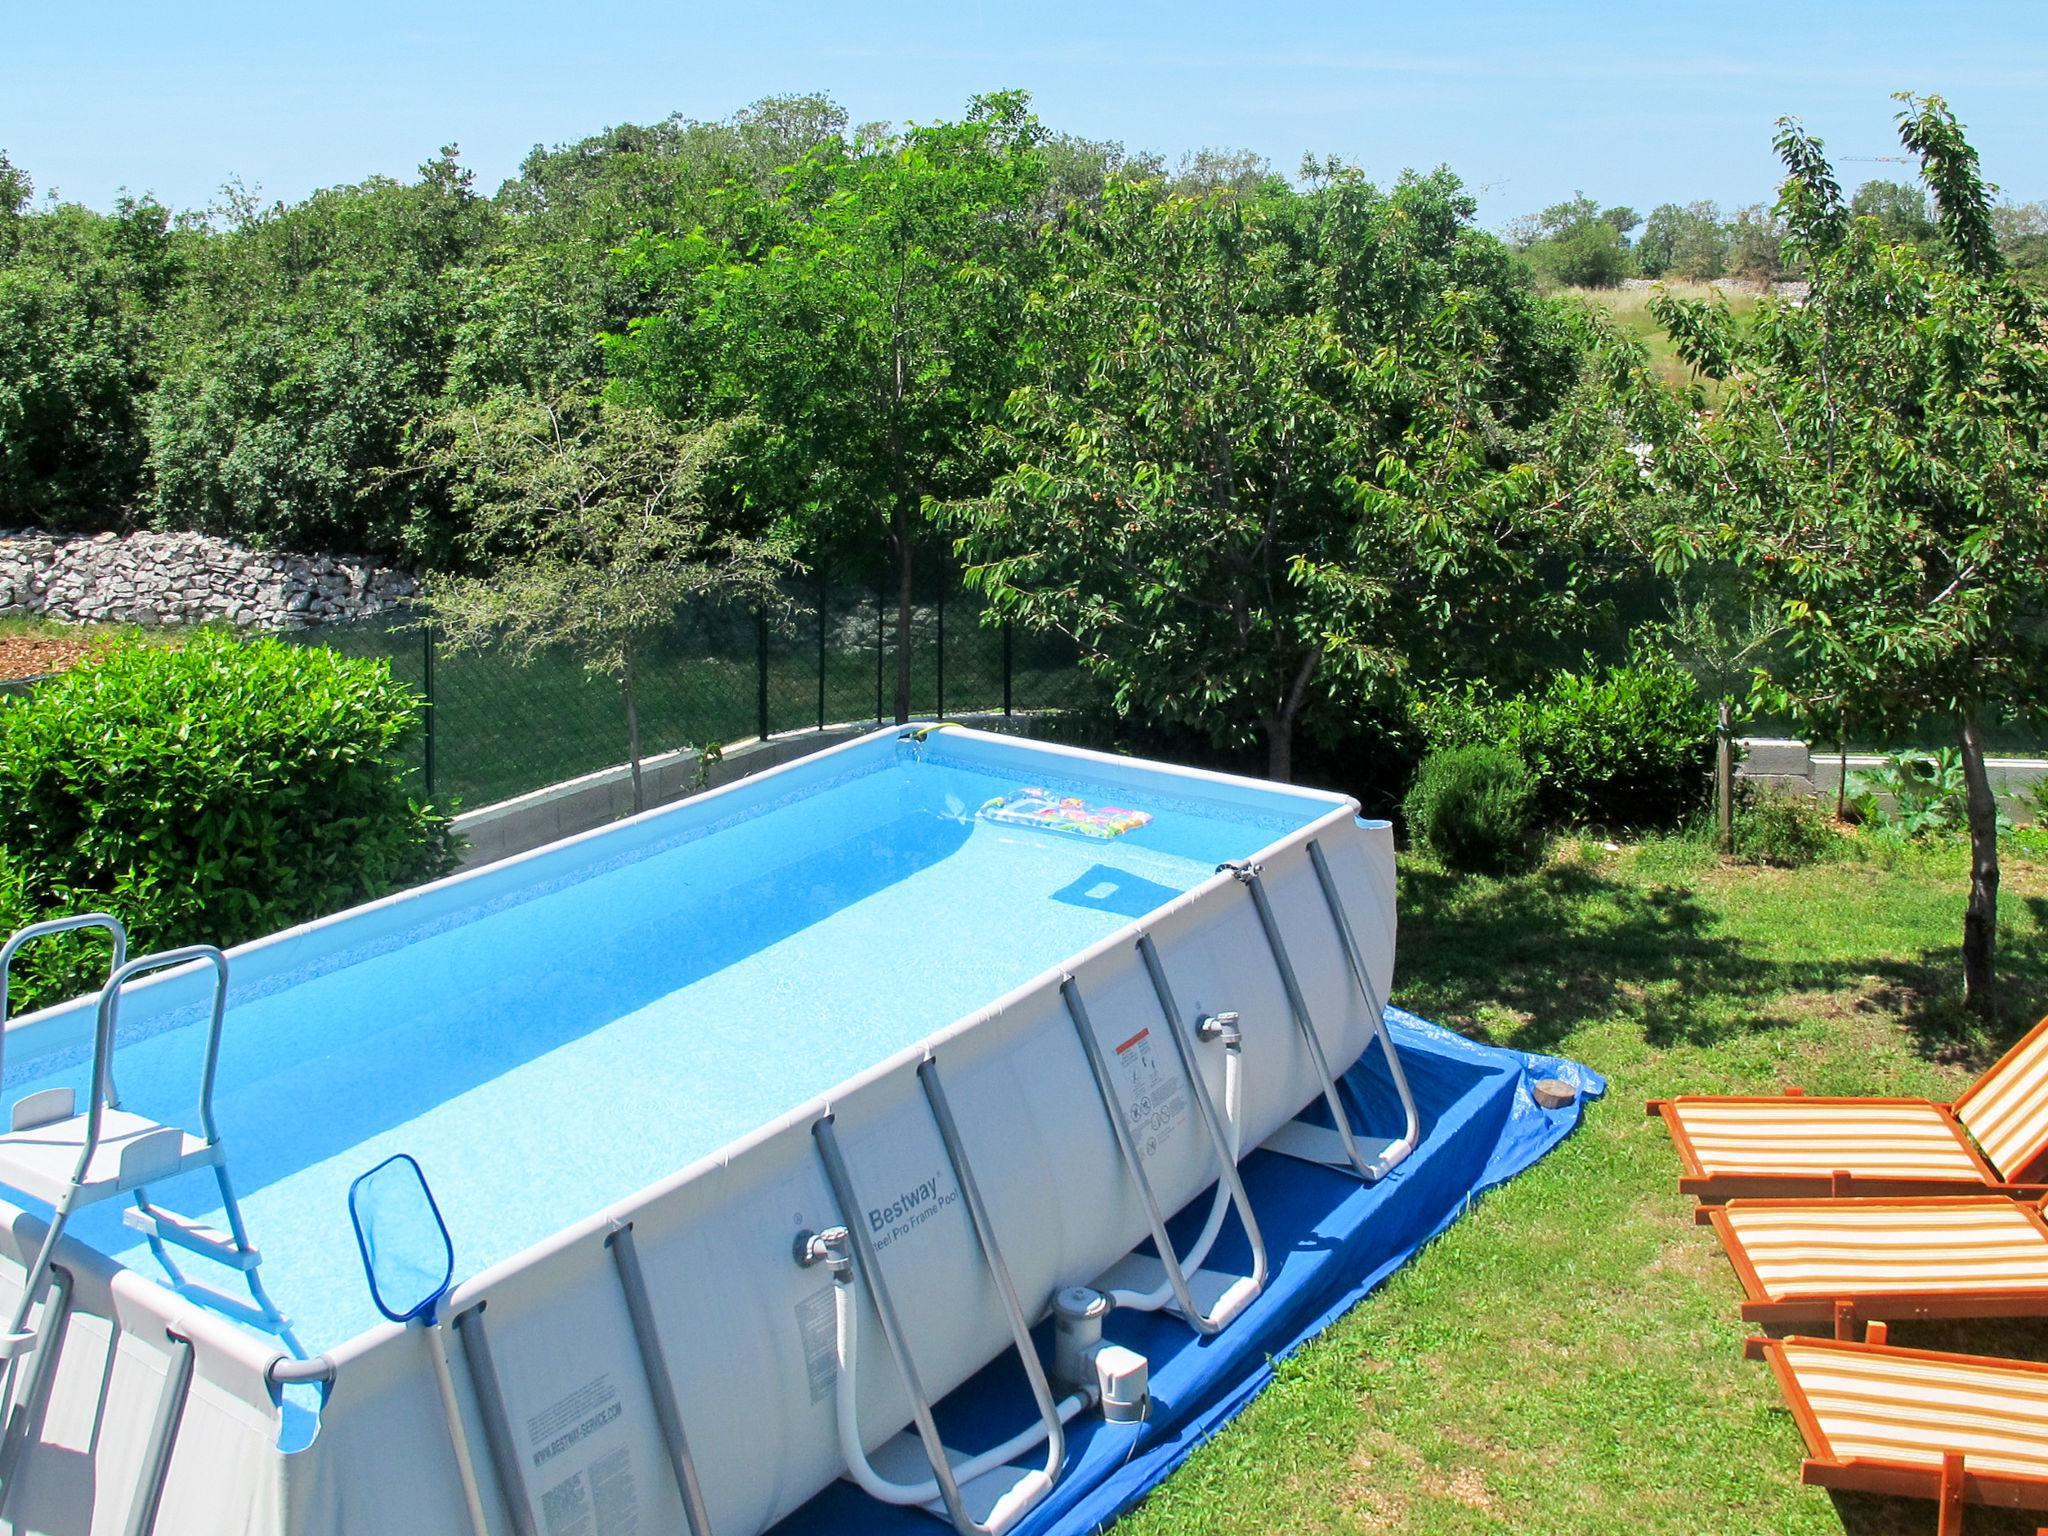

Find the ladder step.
[
  {"left": 168, "top": 1279, "right": 287, "bottom": 1332},
  {"left": 125, "top": 1205, "right": 261, "bottom": 1269}
]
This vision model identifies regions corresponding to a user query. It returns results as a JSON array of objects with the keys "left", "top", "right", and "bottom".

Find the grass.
[
  {"left": 1568, "top": 280, "right": 1764, "bottom": 392},
  {"left": 1114, "top": 828, "right": 2048, "bottom": 1535}
]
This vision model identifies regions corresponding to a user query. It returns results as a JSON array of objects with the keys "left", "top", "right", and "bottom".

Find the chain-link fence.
[{"left": 285, "top": 556, "right": 1096, "bottom": 811}]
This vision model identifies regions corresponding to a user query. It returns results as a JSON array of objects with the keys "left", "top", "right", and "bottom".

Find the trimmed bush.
[
  {"left": 1403, "top": 746, "right": 1538, "bottom": 875},
  {"left": 0, "top": 629, "right": 457, "bottom": 1013},
  {"left": 1416, "top": 663, "right": 1715, "bottom": 830},
  {"left": 1733, "top": 790, "right": 1839, "bottom": 868}
]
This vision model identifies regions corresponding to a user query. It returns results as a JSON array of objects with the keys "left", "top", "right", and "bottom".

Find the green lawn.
[{"left": 1116, "top": 830, "right": 2048, "bottom": 1535}]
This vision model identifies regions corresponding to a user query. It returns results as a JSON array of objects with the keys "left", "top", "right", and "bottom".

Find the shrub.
[
  {"left": 1846, "top": 749, "right": 1977, "bottom": 839},
  {"left": 1732, "top": 789, "right": 1839, "bottom": 868},
  {"left": 1403, "top": 746, "right": 1539, "bottom": 875},
  {"left": 0, "top": 629, "right": 457, "bottom": 1013},
  {"left": 1415, "top": 663, "right": 1716, "bottom": 830}
]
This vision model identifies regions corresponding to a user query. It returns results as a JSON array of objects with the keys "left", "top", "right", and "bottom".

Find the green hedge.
[
  {"left": 1414, "top": 662, "right": 1715, "bottom": 830},
  {"left": 0, "top": 630, "right": 457, "bottom": 1014}
]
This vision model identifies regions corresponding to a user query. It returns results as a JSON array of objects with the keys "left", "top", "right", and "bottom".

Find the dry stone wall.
[{"left": 0, "top": 528, "right": 417, "bottom": 629}]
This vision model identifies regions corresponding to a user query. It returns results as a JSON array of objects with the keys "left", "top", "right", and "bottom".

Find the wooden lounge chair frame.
[
  {"left": 1649, "top": 1014, "right": 2048, "bottom": 1202},
  {"left": 1748, "top": 1329, "right": 2048, "bottom": 1534},
  {"left": 1699, "top": 1193, "right": 2048, "bottom": 1332}
]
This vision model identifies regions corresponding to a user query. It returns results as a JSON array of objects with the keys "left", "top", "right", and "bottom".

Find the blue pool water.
[{"left": 6, "top": 739, "right": 1326, "bottom": 1353}]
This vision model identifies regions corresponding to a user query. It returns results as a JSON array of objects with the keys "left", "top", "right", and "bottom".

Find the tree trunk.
[
  {"left": 1262, "top": 649, "right": 1323, "bottom": 785},
  {"left": 892, "top": 501, "right": 914, "bottom": 726},
  {"left": 1959, "top": 709, "right": 2000, "bottom": 1017},
  {"left": 1265, "top": 720, "right": 1294, "bottom": 784},
  {"left": 622, "top": 652, "right": 645, "bottom": 816}
]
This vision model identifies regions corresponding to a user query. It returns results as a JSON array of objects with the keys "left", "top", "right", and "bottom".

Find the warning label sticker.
[
  {"left": 529, "top": 1375, "right": 637, "bottom": 1536},
  {"left": 1114, "top": 1026, "right": 1188, "bottom": 1157},
  {"left": 795, "top": 1284, "right": 837, "bottom": 1404}
]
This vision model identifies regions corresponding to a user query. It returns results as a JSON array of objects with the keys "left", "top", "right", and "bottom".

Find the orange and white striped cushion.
[
  {"left": 1956, "top": 1017, "right": 2048, "bottom": 1181},
  {"left": 1670, "top": 1100, "right": 1984, "bottom": 1181},
  {"left": 1723, "top": 1199, "right": 2048, "bottom": 1300},
  {"left": 1782, "top": 1342, "right": 2048, "bottom": 1480}
]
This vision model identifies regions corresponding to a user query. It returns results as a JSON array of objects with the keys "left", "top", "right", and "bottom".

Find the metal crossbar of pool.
[{"left": 0, "top": 831, "right": 1416, "bottom": 1536}]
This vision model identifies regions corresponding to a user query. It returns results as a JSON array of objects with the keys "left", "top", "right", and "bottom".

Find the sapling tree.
[
  {"left": 612, "top": 93, "right": 1049, "bottom": 724},
  {"left": 953, "top": 169, "right": 1623, "bottom": 781},
  {"left": 1650, "top": 95, "right": 2048, "bottom": 1016},
  {"left": 417, "top": 391, "right": 788, "bottom": 812}
]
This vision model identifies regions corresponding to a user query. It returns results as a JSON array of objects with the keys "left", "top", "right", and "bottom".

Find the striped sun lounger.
[
  {"left": 1649, "top": 1014, "right": 2048, "bottom": 1201},
  {"left": 1748, "top": 1332, "right": 2048, "bottom": 1533},
  {"left": 1703, "top": 1194, "right": 2048, "bottom": 1331}
]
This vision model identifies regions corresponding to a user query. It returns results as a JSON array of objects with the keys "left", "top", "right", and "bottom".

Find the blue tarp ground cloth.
[{"left": 772, "top": 1009, "right": 1606, "bottom": 1536}]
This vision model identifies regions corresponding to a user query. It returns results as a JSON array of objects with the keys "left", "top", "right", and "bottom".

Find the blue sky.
[{"left": 8, "top": 1, "right": 2045, "bottom": 230}]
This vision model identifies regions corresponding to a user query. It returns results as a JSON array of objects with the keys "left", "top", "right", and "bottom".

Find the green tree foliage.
[
  {"left": 1637, "top": 201, "right": 1730, "bottom": 281},
  {"left": 0, "top": 175, "right": 179, "bottom": 528},
  {"left": 0, "top": 630, "right": 455, "bottom": 1013},
  {"left": 146, "top": 148, "right": 499, "bottom": 558},
  {"left": 1650, "top": 95, "right": 2048, "bottom": 1015},
  {"left": 1513, "top": 193, "right": 1636, "bottom": 288},
  {"left": 612, "top": 92, "right": 1050, "bottom": 723},
  {"left": 1722, "top": 203, "right": 1789, "bottom": 282},
  {"left": 416, "top": 392, "right": 789, "bottom": 811},
  {"left": 1848, "top": 178, "right": 1935, "bottom": 244},
  {"left": 953, "top": 169, "right": 1623, "bottom": 780}
]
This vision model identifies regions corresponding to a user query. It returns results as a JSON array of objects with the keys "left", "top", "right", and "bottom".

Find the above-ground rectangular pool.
[{"left": 0, "top": 726, "right": 1401, "bottom": 1536}]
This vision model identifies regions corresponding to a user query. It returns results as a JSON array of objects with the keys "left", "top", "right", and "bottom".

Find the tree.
[
  {"left": 1849, "top": 178, "right": 1935, "bottom": 244},
  {"left": 147, "top": 148, "right": 500, "bottom": 557},
  {"left": 1514, "top": 193, "right": 1635, "bottom": 288},
  {"left": 1639, "top": 201, "right": 1728, "bottom": 281},
  {"left": 613, "top": 92, "right": 1050, "bottom": 723},
  {"left": 1723, "top": 202, "right": 1787, "bottom": 282},
  {"left": 0, "top": 181, "right": 178, "bottom": 527},
  {"left": 1650, "top": 95, "right": 2048, "bottom": 1017},
  {"left": 953, "top": 170, "right": 1617, "bottom": 780},
  {"left": 416, "top": 392, "right": 788, "bottom": 812}
]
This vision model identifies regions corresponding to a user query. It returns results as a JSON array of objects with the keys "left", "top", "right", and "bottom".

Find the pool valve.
[{"left": 794, "top": 1226, "right": 852, "bottom": 1279}]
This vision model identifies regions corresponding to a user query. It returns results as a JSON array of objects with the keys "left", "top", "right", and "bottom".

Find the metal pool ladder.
[{"left": 0, "top": 919, "right": 299, "bottom": 1375}]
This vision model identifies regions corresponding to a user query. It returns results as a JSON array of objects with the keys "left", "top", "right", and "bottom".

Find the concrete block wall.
[
  {"left": 453, "top": 713, "right": 1054, "bottom": 869},
  {"left": 1737, "top": 736, "right": 2048, "bottom": 820}
]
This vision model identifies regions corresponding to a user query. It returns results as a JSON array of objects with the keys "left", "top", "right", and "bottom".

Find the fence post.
[
  {"left": 874, "top": 570, "right": 885, "bottom": 724},
  {"left": 422, "top": 621, "right": 439, "bottom": 801},
  {"left": 756, "top": 607, "right": 770, "bottom": 743},
  {"left": 1716, "top": 699, "right": 1734, "bottom": 854},
  {"left": 816, "top": 565, "right": 827, "bottom": 732},
  {"left": 935, "top": 572, "right": 946, "bottom": 721},
  {"left": 1002, "top": 621, "right": 1013, "bottom": 718}
]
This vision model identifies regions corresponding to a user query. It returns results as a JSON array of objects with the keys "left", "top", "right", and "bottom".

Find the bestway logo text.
[{"left": 869, "top": 1171, "right": 944, "bottom": 1234}]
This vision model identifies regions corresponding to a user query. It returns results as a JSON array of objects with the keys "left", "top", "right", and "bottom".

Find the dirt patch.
[{"left": 0, "top": 632, "right": 90, "bottom": 682}]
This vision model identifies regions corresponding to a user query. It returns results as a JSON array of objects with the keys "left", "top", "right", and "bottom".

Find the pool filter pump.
[{"left": 1052, "top": 1286, "right": 1149, "bottom": 1424}]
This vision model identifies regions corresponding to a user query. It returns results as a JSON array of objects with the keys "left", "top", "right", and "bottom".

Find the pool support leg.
[
  {"left": 1306, "top": 839, "right": 1419, "bottom": 1177},
  {"left": 809, "top": 1086, "right": 1065, "bottom": 1536},
  {"left": 1224, "top": 856, "right": 1412, "bottom": 1182},
  {"left": 1061, "top": 958, "right": 1266, "bottom": 1336},
  {"left": 124, "top": 1330, "right": 194, "bottom": 1536},
  {"left": 456, "top": 1303, "right": 538, "bottom": 1536},
  {"left": 607, "top": 1221, "right": 715, "bottom": 1536}
]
